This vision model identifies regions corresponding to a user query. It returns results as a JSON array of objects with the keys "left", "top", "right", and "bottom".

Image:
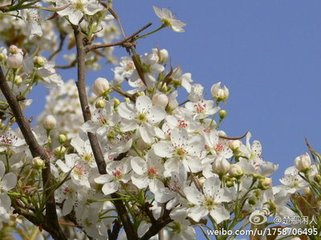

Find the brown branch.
[
  {"left": 55, "top": 59, "right": 77, "bottom": 69},
  {"left": 140, "top": 209, "right": 172, "bottom": 240},
  {"left": 0, "top": 67, "right": 66, "bottom": 240},
  {"left": 48, "top": 31, "right": 66, "bottom": 61},
  {"left": 86, "top": 22, "right": 152, "bottom": 52},
  {"left": 73, "top": 26, "right": 138, "bottom": 240},
  {"left": 219, "top": 131, "right": 249, "bottom": 140},
  {"left": 108, "top": 220, "right": 122, "bottom": 240}
]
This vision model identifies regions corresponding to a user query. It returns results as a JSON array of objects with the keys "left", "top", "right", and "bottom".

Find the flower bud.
[
  {"left": 295, "top": 153, "right": 311, "bottom": 172},
  {"left": 95, "top": 99, "right": 106, "bottom": 109},
  {"left": 225, "top": 179, "right": 235, "bottom": 187},
  {"left": 33, "top": 56, "right": 46, "bottom": 68},
  {"left": 152, "top": 93, "right": 169, "bottom": 108},
  {"left": 314, "top": 174, "right": 321, "bottom": 184},
  {"left": 0, "top": 53, "right": 6, "bottom": 62},
  {"left": 248, "top": 196, "right": 257, "bottom": 205},
  {"left": 219, "top": 110, "right": 227, "bottom": 119},
  {"left": 229, "top": 164, "right": 243, "bottom": 178},
  {"left": 158, "top": 49, "right": 169, "bottom": 63},
  {"left": 54, "top": 146, "right": 66, "bottom": 158},
  {"left": 14, "top": 75, "right": 23, "bottom": 85},
  {"left": 43, "top": 115, "right": 57, "bottom": 130},
  {"left": 32, "top": 157, "right": 45, "bottom": 170},
  {"left": 114, "top": 98, "right": 120, "bottom": 108},
  {"left": 211, "top": 82, "right": 229, "bottom": 102},
  {"left": 258, "top": 177, "right": 272, "bottom": 190},
  {"left": 213, "top": 158, "right": 230, "bottom": 175},
  {"left": 229, "top": 140, "right": 241, "bottom": 151},
  {"left": 92, "top": 77, "right": 110, "bottom": 96},
  {"left": 58, "top": 134, "right": 67, "bottom": 144},
  {"left": 7, "top": 45, "right": 23, "bottom": 69}
]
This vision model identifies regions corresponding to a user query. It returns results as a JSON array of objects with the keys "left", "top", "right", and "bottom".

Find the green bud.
[
  {"left": 248, "top": 197, "right": 257, "bottom": 205},
  {"left": 33, "top": 56, "right": 46, "bottom": 68},
  {"left": 32, "top": 157, "right": 46, "bottom": 170},
  {"left": 219, "top": 110, "right": 227, "bottom": 119},
  {"left": 114, "top": 98, "right": 120, "bottom": 108},
  {"left": 95, "top": 99, "right": 106, "bottom": 109},
  {"left": 54, "top": 146, "right": 66, "bottom": 158},
  {"left": 58, "top": 134, "right": 67, "bottom": 144}
]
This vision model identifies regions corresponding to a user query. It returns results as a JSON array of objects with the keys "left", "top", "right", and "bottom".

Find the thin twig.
[
  {"left": 55, "top": 59, "right": 77, "bottom": 69},
  {"left": 0, "top": 66, "right": 66, "bottom": 240},
  {"left": 48, "top": 32, "right": 66, "bottom": 61},
  {"left": 219, "top": 131, "right": 249, "bottom": 140},
  {"left": 86, "top": 23, "right": 152, "bottom": 52}
]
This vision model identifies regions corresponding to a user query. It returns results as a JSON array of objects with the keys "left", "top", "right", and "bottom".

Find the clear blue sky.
[{"left": 27, "top": 1, "right": 321, "bottom": 238}]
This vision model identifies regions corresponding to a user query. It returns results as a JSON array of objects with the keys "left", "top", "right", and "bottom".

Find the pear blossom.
[
  {"left": 94, "top": 159, "right": 131, "bottom": 195},
  {"left": 294, "top": 153, "right": 311, "bottom": 172},
  {"left": 185, "top": 99, "right": 219, "bottom": 119},
  {"left": 153, "top": 128, "right": 205, "bottom": 175},
  {"left": 131, "top": 149, "right": 164, "bottom": 189},
  {"left": 92, "top": 77, "right": 110, "bottom": 96},
  {"left": 0, "top": 131, "right": 25, "bottom": 153},
  {"left": 168, "top": 209, "right": 196, "bottom": 240},
  {"left": 21, "top": 8, "right": 42, "bottom": 37},
  {"left": 153, "top": 6, "right": 186, "bottom": 32},
  {"left": 56, "top": 154, "right": 91, "bottom": 188},
  {"left": 118, "top": 95, "right": 166, "bottom": 144},
  {"left": 42, "top": 114, "right": 57, "bottom": 130},
  {"left": 184, "top": 175, "right": 234, "bottom": 223},
  {"left": 57, "top": 0, "right": 103, "bottom": 25},
  {"left": 211, "top": 82, "right": 229, "bottom": 102},
  {"left": 7, "top": 45, "right": 23, "bottom": 69}
]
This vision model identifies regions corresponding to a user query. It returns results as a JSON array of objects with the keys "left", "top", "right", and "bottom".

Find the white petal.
[
  {"left": 118, "top": 102, "right": 136, "bottom": 120},
  {"left": 153, "top": 141, "right": 173, "bottom": 158},
  {"left": 210, "top": 205, "right": 230, "bottom": 224},
  {"left": 131, "top": 175, "right": 149, "bottom": 189},
  {"left": 139, "top": 124, "right": 155, "bottom": 144},
  {"left": 183, "top": 186, "right": 203, "bottom": 205},
  {"left": 0, "top": 161, "right": 4, "bottom": 178},
  {"left": 2, "top": 173, "right": 17, "bottom": 191},
  {"left": 56, "top": 160, "right": 71, "bottom": 173},
  {"left": 164, "top": 158, "right": 181, "bottom": 176},
  {"left": 136, "top": 95, "right": 152, "bottom": 113},
  {"left": 94, "top": 174, "right": 112, "bottom": 184},
  {"left": 138, "top": 221, "right": 152, "bottom": 238},
  {"left": 68, "top": 10, "right": 83, "bottom": 25},
  {"left": 188, "top": 206, "right": 207, "bottom": 222},
  {"left": 102, "top": 182, "right": 118, "bottom": 195},
  {"left": 121, "top": 119, "right": 138, "bottom": 132},
  {"left": 131, "top": 157, "right": 147, "bottom": 175},
  {"left": 203, "top": 176, "right": 220, "bottom": 197},
  {"left": 148, "top": 106, "right": 166, "bottom": 124},
  {"left": 62, "top": 198, "right": 74, "bottom": 216},
  {"left": 171, "top": 129, "right": 188, "bottom": 146}
]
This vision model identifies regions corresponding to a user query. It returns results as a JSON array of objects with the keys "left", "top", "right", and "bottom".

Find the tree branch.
[
  {"left": 86, "top": 22, "right": 152, "bottom": 52},
  {"left": 140, "top": 209, "right": 172, "bottom": 240},
  {"left": 73, "top": 26, "right": 138, "bottom": 240},
  {"left": 0, "top": 66, "right": 66, "bottom": 240}
]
